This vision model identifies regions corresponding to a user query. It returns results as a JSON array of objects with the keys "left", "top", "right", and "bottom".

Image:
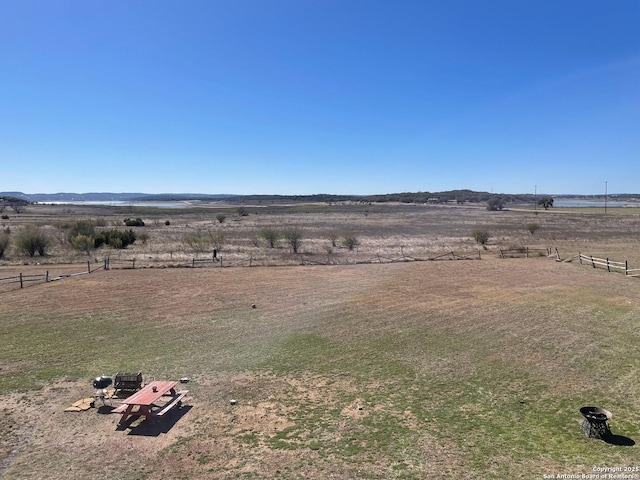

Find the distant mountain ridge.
[
  {"left": 2, "top": 191, "right": 638, "bottom": 205},
  {"left": 0, "top": 192, "right": 237, "bottom": 202}
]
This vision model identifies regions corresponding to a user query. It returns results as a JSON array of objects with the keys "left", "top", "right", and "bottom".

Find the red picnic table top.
[
  {"left": 113, "top": 380, "right": 188, "bottom": 426},
  {"left": 120, "top": 380, "right": 178, "bottom": 406}
]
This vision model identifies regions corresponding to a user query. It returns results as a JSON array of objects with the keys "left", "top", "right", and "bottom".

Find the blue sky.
[{"left": 1, "top": 1, "right": 638, "bottom": 195}]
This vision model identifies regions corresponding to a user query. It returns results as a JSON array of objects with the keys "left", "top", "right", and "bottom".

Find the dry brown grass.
[
  {"left": 1, "top": 203, "right": 640, "bottom": 478},
  {"left": 2, "top": 202, "right": 640, "bottom": 268}
]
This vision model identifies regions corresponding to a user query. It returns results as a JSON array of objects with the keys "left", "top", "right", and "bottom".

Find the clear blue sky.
[{"left": 1, "top": 1, "right": 638, "bottom": 196}]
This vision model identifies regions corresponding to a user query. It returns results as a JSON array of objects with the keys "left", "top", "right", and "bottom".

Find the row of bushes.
[
  {"left": 257, "top": 227, "right": 360, "bottom": 252},
  {"left": 0, "top": 221, "right": 139, "bottom": 258},
  {"left": 0, "top": 226, "right": 50, "bottom": 258}
]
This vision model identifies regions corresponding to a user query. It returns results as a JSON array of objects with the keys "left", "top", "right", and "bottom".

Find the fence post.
[
  {"left": 526, "top": 247, "right": 529, "bottom": 258},
  {"left": 606, "top": 258, "right": 610, "bottom": 272},
  {"left": 626, "top": 260, "right": 629, "bottom": 275},
  {"left": 579, "top": 252, "right": 582, "bottom": 264},
  {"left": 591, "top": 256, "right": 595, "bottom": 268},
  {"left": 249, "top": 256, "right": 252, "bottom": 267},
  {"left": 192, "top": 258, "right": 195, "bottom": 268},
  {"left": 132, "top": 259, "right": 136, "bottom": 269},
  {"left": 555, "top": 248, "right": 560, "bottom": 261},
  {"left": 19, "top": 273, "right": 23, "bottom": 289},
  {"left": 478, "top": 249, "right": 481, "bottom": 260},
  {"left": 220, "top": 257, "right": 223, "bottom": 267},
  {"left": 88, "top": 260, "right": 91, "bottom": 273},
  {"left": 46, "top": 271, "right": 49, "bottom": 282}
]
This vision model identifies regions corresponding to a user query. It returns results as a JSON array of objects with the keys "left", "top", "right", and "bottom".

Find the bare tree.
[
  {"left": 259, "top": 227, "right": 280, "bottom": 248},
  {"left": 283, "top": 227, "right": 303, "bottom": 253},
  {"left": 326, "top": 231, "right": 339, "bottom": 247}
]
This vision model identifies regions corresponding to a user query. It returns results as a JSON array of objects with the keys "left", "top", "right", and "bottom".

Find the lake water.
[
  {"left": 38, "top": 201, "right": 193, "bottom": 209},
  {"left": 554, "top": 199, "right": 640, "bottom": 208}
]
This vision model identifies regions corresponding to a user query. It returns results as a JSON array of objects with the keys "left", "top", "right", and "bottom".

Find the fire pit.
[{"left": 580, "top": 406, "right": 612, "bottom": 439}]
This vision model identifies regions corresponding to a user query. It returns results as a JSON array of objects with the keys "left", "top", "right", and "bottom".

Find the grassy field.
[
  {"left": 1, "top": 203, "right": 640, "bottom": 478},
  {"left": 2, "top": 202, "right": 640, "bottom": 268}
]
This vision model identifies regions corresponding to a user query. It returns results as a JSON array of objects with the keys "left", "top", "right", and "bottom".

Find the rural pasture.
[{"left": 1, "top": 202, "right": 640, "bottom": 479}]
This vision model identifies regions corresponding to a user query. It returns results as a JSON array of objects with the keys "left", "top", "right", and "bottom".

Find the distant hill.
[
  {"left": 2, "top": 191, "right": 637, "bottom": 206},
  {"left": 1, "top": 190, "right": 540, "bottom": 205}
]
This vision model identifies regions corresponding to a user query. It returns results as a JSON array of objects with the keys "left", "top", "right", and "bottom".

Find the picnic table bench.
[{"left": 113, "top": 380, "right": 188, "bottom": 425}]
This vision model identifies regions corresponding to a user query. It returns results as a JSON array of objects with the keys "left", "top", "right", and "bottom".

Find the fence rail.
[
  {"left": 173, "top": 249, "right": 483, "bottom": 269},
  {"left": 0, "top": 260, "right": 108, "bottom": 291},
  {"left": 578, "top": 253, "right": 629, "bottom": 274},
  {"left": 549, "top": 250, "right": 637, "bottom": 277},
  {"left": 499, "top": 247, "right": 552, "bottom": 258},
  {"left": 3, "top": 247, "right": 637, "bottom": 293},
  {"left": 298, "top": 250, "right": 481, "bottom": 266}
]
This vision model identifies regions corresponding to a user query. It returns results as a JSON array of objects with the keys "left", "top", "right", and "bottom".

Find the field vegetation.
[{"left": 1, "top": 201, "right": 640, "bottom": 478}]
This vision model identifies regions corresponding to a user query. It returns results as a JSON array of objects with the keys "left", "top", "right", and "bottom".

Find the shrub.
[
  {"left": 216, "top": 213, "right": 227, "bottom": 224},
  {"left": 182, "top": 230, "right": 224, "bottom": 254},
  {"left": 137, "top": 232, "right": 150, "bottom": 244},
  {"left": 70, "top": 234, "right": 95, "bottom": 255},
  {"left": 124, "top": 218, "right": 145, "bottom": 227},
  {"left": 237, "top": 207, "right": 248, "bottom": 217},
  {"left": 165, "top": 220, "right": 171, "bottom": 226},
  {"left": 326, "top": 231, "right": 339, "bottom": 247},
  {"left": 95, "top": 229, "right": 136, "bottom": 249},
  {"left": 283, "top": 227, "right": 303, "bottom": 253},
  {"left": 526, "top": 223, "right": 540, "bottom": 235},
  {"left": 486, "top": 197, "right": 505, "bottom": 211},
  {"left": 1, "top": 214, "right": 9, "bottom": 220},
  {"left": 472, "top": 229, "right": 491, "bottom": 245},
  {"left": 65, "top": 220, "right": 97, "bottom": 239},
  {"left": 259, "top": 227, "right": 280, "bottom": 248},
  {"left": 0, "top": 234, "right": 9, "bottom": 258},
  {"left": 341, "top": 234, "right": 360, "bottom": 251},
  {"left": 17, "top": 226, "right": 51, "bottom": 256}
]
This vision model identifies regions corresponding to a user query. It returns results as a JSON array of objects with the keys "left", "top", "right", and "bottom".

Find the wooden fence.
[
  {"left": 577, "top": 253, "right": 639, "bottom": 276},
  {"left": 0, "top": 260, "right": 108, "bottom": 291},
  {"left": 101, "top": 249, "right": 482, "bottom": 270},
  {"left": 537, "top": 249, "right": 638, "bottom": 278},
  {"left": 499, "top": 247, "right": 553, "bottom": 259},
  {"left": 105, "top": 257, "right": 136, "bottom": 269},
  {"left": 188, "top": 250, "right": 481, "bottom": 268},
  {"left": 300, "top": 250, "right": 481, "bottom": 266},
  {"left": 3, "top": 247, "right": 638, "bottom": 293}
]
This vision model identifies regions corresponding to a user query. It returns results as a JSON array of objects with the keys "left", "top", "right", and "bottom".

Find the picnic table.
[{"left": 112, "top": 380, "right": 188, "bottom": 425}]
